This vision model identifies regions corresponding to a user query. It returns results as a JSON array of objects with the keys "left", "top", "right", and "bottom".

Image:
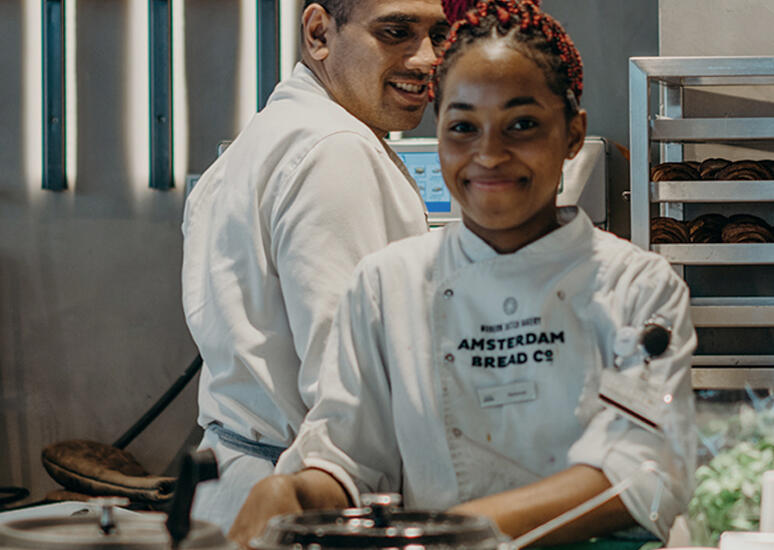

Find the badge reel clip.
[{"left": 599, "top": 317, "right": 673, "bottom": 435}]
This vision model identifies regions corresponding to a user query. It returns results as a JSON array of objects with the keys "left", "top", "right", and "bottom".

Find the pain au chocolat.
[
  {"left": 714, "top": 160, "right": 774, "bottom": 181},
  {"left": 650, "top": 162, "right": 701, "bottom": 182},
  {"left": 651, "top": 217, "right": 690, "bottom": 243},
  {"left": 689, "top": 213, "right": 728, "bottom": 243},
  {"left": 698, "top": 158, "right": 731, "bottom": 180},
  {"left": 721, "top": 215, "right": 774, "bottom": 243}
]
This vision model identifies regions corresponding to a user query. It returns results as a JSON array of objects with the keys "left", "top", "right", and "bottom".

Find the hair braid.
[{"left": 430, "top": 0, "right": 583, "bottom": 116}]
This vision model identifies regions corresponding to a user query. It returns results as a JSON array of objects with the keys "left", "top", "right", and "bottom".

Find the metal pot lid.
[
  {"left": 0, "top": 504, "right": 232, "bottom": 550},
  {"left": 253, "top": 494, "right": 506, "bottom": 550}
]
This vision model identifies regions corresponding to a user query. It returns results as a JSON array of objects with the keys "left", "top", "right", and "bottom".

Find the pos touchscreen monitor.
[{"left": 388, "top": 138, "right": 461, "bottom": 227}]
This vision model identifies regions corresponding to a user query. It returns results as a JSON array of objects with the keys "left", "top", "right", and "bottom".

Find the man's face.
[{"left": 321, "top": 0, "right": 448, "bottom": 137}]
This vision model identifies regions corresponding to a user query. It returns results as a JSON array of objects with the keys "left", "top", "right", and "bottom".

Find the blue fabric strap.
[{"left": 207, "top": 423, "right": 287, "bottom": 465}]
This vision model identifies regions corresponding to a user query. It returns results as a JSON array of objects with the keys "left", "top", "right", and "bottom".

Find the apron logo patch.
[
  {"left": 457, "top": 324, "right": 565, "bottom": 368},
  {"left": 503, "top": 297, "right": 518, "bottom": 316}
]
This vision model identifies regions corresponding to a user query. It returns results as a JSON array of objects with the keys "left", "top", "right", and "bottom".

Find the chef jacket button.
[
  {"left": 444, "top": 353, "right": 455, "bottom": 363},
  {"left": 557, "top": 290, "right": 566, "bottom": 300},
  {"left": 452, "top": 428, "right": 462, "bottom": 438},
  {"left": 443, "top": 289, "right": 454, "bottom": 298}
]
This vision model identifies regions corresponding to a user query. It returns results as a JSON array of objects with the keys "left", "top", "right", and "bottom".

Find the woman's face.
[{"left": 437, "top": 41, "right": 587, "bottom": 253}]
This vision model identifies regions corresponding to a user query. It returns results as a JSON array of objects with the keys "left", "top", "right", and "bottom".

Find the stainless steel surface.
[
  {"left": 658, "top": 77, "right": 685, "bottom": 228},
  {"left": 628, "top": 58, "right": 650, "bottom": 249},
  {"left": 0, "top": 513, "right": 233, "bottom": 549},
  {"left": 92, "top": 497, "right": 130, "bottom": 535},
  {"left": 630, "top": 56, "right": 774, "bottom": 79},
  {"left": 629, "top": 56, "right": 774, "bottom": 385},
  {"left": 691, "top": 297, "right": 774, "bottom": 327},
  {"left": 652, "top": 243, "right": 774, "bottom": 264},
  {"left": 651, "top": 117, "right": 774, "bottom": 141},
  {"left": 692, "top": 367, "right": 774, "bottom": 389},
  {"left": 651, "top": 180, "right": 774, "bottom": 202}
]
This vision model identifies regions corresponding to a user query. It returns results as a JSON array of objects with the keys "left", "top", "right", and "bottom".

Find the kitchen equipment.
[
  {"left": 0, "top": 450, "right": 235, "bottom": 550},
  {"left": 0, "top": 499, "right": 233, "bottom": 549},
  {"left": 251, "top": 493, "right": 508, "bottom": 550}
]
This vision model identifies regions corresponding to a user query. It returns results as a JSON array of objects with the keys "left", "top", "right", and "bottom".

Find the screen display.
[{"left": 396, "top": 151, "right": 452, "bottom": 213}]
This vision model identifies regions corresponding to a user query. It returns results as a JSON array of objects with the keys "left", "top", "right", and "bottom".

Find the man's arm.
[
  {"left": 272, "top": 132, "right": 425, "bottom": 408},
  {"left": 228, "top": 468, "right": 349, "bottom": 549},
  {"left": 451, "top": 465, "right": 634, "bottom": 544}
]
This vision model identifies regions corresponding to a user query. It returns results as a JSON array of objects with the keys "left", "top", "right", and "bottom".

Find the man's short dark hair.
[{"left": 303, "top": 0, "right": 355, "bottom": 26}]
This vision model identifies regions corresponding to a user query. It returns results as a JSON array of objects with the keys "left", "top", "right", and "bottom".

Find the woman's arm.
[
  {"left": 450, "top": 464, "right": 635, "bottom": 544},
  {"left": 228, "top": 468, "right": 350, "bottom": 549}
]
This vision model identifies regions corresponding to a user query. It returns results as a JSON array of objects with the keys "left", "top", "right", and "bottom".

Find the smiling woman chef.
[{"left": 228, "top": 0, "right": 697, "bottom": 547}]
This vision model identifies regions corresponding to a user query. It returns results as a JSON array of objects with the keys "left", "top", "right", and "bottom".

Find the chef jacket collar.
[
  {"left": 457, "top": 206, "right": 592, "bottom": 263},
  {"left": 269, "top": 62, "right": 335, "bottom": 106}
]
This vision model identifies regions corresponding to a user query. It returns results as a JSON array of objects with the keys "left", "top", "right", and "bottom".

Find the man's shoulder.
[{"left": 258, "top": 76, "right": 379, "bottom": 149}]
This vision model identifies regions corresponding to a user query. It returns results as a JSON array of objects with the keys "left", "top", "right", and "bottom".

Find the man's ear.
[
  {"left": 302, "top": 4, "right": 334, "bottom": 62},
  {"left": 566, "top": 109, "right": 588, "bottom": 160}
]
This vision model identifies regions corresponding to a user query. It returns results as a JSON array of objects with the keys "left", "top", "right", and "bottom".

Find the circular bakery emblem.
[{"left": 503, "top": 297, "right": 518, "bottom": 315}]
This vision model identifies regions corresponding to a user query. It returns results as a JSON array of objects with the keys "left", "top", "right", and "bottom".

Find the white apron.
[{"left": 431, "top": 239, "right": 604, "bottom": 502}]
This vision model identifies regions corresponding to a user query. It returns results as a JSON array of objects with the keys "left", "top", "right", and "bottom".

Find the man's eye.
[
  {"left": 510, "top": 119, "right": 537, "bottom": 131},
  {"left": 381, "top": 27, "right": 410, "bottom": 41},
  {"left": 430, "top": 28, "right": 449, "bottom": 47}
]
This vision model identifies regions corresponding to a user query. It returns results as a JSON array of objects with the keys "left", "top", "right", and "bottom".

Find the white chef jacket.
[
  {"left": 182, "top": 62, "right": 428, "bottom": 447},
  {"left": 276, "top": 207, "right": 697, "bottom": 541}
]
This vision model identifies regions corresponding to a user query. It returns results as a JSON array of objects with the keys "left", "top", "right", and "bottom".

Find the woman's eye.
[
  {"left": 448, "top": 121, "right": 476, "bottom": 134},
  {"left": 510, "top": 119, "right": 537, "bottom": 131}
]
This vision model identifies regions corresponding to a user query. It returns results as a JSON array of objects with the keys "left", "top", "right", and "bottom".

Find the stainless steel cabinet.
[{"left": 629, "top": 56, "right": 774, "bottom": 389}]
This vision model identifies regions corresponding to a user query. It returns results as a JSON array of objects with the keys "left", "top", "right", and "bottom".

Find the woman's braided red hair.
[{"left": 430, "top": 0, "right": 582, "bottom": 108}]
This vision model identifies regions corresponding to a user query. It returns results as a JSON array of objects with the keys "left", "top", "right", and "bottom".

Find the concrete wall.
[{"left": 0, "top": 0, "right": 248, "bottom": 504}]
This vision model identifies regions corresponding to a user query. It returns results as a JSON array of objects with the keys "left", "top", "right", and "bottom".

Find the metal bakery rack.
[{"left": 629, "top": 56, "right": 774, "bottom": 390}]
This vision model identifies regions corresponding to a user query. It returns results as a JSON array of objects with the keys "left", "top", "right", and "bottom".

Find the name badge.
[
  {"left": 477, "top": 381, "right": 537, "bottom": 408},
  {"left": 598, "top": 369, "right": 666, "bottom": 434}
]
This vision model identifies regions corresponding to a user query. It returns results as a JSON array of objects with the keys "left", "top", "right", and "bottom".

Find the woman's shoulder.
[{"left": 590, "top": 227, "right": 682, "bottom": 283}]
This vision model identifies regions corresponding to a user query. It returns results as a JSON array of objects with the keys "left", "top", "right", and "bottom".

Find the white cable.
[{"left": 509, "top": 461, "right": 658, "bottom": 550}]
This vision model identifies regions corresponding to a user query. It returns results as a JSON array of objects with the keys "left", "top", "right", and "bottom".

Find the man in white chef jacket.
[{"left": 181, "top": 0, "right": 449, "bottom": 532}]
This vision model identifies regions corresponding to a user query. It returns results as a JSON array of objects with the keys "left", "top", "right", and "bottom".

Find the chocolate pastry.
[
  {"left": 722, "top": 222, "right": 774, "bottom": 243},
  {"left": 727, "top": 213, "right": 772, "bottom": 228},
  {"left": 699, "top": 158, "right": 731, "bottom": 180},
  {"left": 685, "top": 161, "right": 701, "bottom": 171},
  {"left": 714, "top": 160, "right": 772, "bottom": 180},
  {"left": 651, "top": 217, "right": 690, "bottom": 243},
  {"left": 759, "top": 159, "right": 774, "bottom": 178},
  {"left": 689, "top": 213, "right": 728, "bottom": 243},
  {"left": 651, "top": 162, "right": 701, "bottom": 182}
]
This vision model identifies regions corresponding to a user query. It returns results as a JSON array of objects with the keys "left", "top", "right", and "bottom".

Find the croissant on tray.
[
  {"left": 698, "top": 158, "right": 731, "bottom": 180},
  {"left": 722, "top": 222, "right": 774, "bottom": 243},
  {"left": 650, "top": 158, "right": 774, "bottom": 181},
  {"left": 650, "top": 162, "right": 701, "bottom": 182},
  {"left": 714, "top": 160, "right": 774, "bottom": 181},
  {"left": 689, "top": 213, "right": 728, "bottom": 243},
  {"left": 651, "top": 217, "right": 690, "bottom": 243},
  {"left": 652, "top": 213, "right": 774, "bottom": 244}
]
